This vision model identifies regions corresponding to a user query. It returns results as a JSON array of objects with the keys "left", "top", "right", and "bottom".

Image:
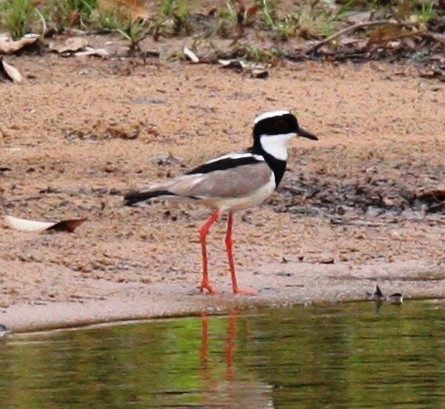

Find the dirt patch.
[{"left": 0, "top": 54, "right": 444, "bottom": 332}]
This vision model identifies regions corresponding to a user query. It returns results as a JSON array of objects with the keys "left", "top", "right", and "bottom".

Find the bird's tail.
[{"left": 123, "top": 189, "right": 176, "bottom": 206}]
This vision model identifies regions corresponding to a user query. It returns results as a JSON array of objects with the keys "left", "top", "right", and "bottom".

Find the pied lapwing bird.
[{"left": 124, "top": 110, "right": 318, "bottom": 295}]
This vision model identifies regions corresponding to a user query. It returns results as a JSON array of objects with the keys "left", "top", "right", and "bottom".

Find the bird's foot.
[
  {"left": 233, "top": 287, "right": 258, "bottom": 296},
  {"left": 199, "top": 282, "right": 219, "bottom": 294}
]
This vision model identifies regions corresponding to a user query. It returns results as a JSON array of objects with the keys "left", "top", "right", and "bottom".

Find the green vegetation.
[
  {"left": 41, "top": 0, "right": 98, "bottom": 31},
  {"left": 0, "top": 0, "right": 443, "bottom": 62},
  {"left": 115, "top": 18, "right": 152, "bottom": 52},
  {"left": 417, "top": 1, "right": 437, "bottom": 23},
  {"left": 1, "top": 0, "right": 36, "bottom": 39}
]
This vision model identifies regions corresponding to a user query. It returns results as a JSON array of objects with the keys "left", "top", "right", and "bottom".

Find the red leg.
[
  {"left": 225, "top": 212, "right": 257, "bottom": 295},
  {"left": 199, "top": 210, "right": 220, "bottom": 294}
]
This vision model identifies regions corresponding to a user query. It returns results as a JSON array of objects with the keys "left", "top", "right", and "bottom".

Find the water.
[{"left": 1, "top": 301, "right": 445, "bottom": 409}]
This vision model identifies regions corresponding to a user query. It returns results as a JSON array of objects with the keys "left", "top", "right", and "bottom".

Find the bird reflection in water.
[{"left": 199, "top": 310, "right": 274, "bottom": 408}]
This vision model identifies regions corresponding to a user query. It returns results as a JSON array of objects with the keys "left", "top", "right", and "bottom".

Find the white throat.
[{"left": 259, "top": 132, "right": 295, "bottom": 161}]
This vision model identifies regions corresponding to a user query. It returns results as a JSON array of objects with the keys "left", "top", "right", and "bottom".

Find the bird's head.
[{"left": 252, "top": 110, "right": 318, "bottom": 160}]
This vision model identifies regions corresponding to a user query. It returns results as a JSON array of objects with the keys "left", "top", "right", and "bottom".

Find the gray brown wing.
[{"left": 168, "top": 161, "right": 274, "bottom": 199}]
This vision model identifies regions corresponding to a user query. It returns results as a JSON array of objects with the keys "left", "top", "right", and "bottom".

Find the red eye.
[{"left": 276, "top": 119, "right": 289, "bottom": 131}]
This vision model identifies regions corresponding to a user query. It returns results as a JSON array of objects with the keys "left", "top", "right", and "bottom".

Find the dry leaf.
[
  {"left": 367, "top": 24, "right": 403, "bottom": 45},
  {"left": 4, "top": 215, "right": 87, "bottom": 233},
  {"left": 49, "top": 218, "right": 87, "bottom": 232},
  {"left": 250, "top": 68, "right": 269, "bottom": 78},
  {"left": 219, "top": 59, "right": 268, "bottom": 78},
  {"left": 416, "top": 189, "right": 445, "bottom": 202},
  {"left": 246, "top": 5, "right": 259, "bottom": 18},
  {"left": 0, "top": 35, "right": 39, "bottom": 54},
  {"left": 98, "top": 0, "right": 151, "bottom": 20},
  {"left": 218, "top": 59, "right": 243, "bottom": 69},
  {"left": 4, "top": 215, "right": 57, "bottom": 232},
  {"left": 0, "top": 58, "right": 23, "bottom": 83},
  {"left": 49, "top": 37, "right": 89, "bottom": 54},
  {"left": 75, "top": 47, "right": 110, "bottom": 57},
  {"left": 183, "top": 47, "right": 199, "bottom": 63}
]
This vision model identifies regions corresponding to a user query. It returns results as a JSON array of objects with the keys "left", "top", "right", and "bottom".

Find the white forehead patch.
[{"left": 254, "top": 110, "right": 290, "bottom": 124}]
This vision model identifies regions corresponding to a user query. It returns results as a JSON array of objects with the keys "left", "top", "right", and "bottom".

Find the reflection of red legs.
[
  {"left": 199, "top": 311, "right": 239, "bottom": 383},
  {"left": 199, "top": 210, "right": 220, "bottom": 294},
  {"left": 199, "top": 312, "right": 216, "bottom": 406},
  {"left": 225, "top": 212, "right": 257, "bottom": 295}
]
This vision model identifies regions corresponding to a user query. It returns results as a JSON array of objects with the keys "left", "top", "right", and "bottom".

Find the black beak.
[{"left": 297, "top": 127, "right": 318, "bottom": 141}]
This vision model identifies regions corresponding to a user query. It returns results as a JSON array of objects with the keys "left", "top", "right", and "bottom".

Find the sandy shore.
[{"left": 2, "top": 258, "right": 444, "bottom": 333}]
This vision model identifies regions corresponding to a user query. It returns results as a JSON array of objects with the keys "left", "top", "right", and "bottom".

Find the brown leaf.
[
  {"left": 0, "top": 58, "right": 23, "bottom": 83},
  {"left": 367, "top": 24, "right": 403, "bottom": 45},
  {"left": 49, "top": 37, "right": 89, "bottom": 54},
  {"left": 416, "top": 189, "right": 445, "bottom": 202},
  {"left": 246, "top": 6, "right": 259, "bottom": 18},
  {"left": 0, "top": 35, "right": 39, "bottom": 54},
  {"left": 98, "top": 0, "right": 150, "bottom": 20},
  {"left": 75, "top": 47, "right": 110, "bottom": 57},
  {"left": 4, "top": 214, "right": 87, "bottom": 233},
  {"left": 47, "top": 218, "right": 87, "bottom": 232},
  {"left": 418, "top": 67, "right": 437, "bottom": 78},
  {"left": 250, "top": 68, "right": 269, "bottom": 79}
]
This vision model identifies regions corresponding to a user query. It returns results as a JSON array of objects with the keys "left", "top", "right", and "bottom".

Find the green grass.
[
  {"left": 259, "top": 0, "right": 279, "bottom": 29},
  {"left": 158, "top": 0, "right": 193, "bottom": 35},
  {"left": 0, "top": 0, "right": 442, "bottom": 60},
  {"left": 417, "top": 1, "right": 436, "bottom": 24},
  {"left": 116, "top": 18, "right": 153, "bottom": 52},
  {"left": 1, "top": 0, "right": 36, "bottom": 39},
  {"left": 89, "top": 6, "right": 126, "bottom": 30}
]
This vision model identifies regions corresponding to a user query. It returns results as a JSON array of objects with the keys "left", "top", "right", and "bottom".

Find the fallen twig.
[
  {"left": 300, "top": 20, "right": 415, "bottom": 55},
  {"left": 419, "top": 32, "right": 445, "bottom": 45}
]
